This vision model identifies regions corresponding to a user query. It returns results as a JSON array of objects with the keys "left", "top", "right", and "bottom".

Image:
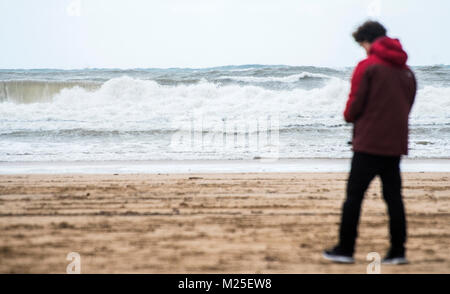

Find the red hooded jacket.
[{"left": 343, "top": 36, "right": 417, "bottom": 156}]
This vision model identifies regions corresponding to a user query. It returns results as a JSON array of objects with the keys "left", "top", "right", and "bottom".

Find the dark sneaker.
[
  {"left": 322, "top": 246, "right": 354, "bottom": 264},
  {"left": 382, "top": 249, "right": 409, "bottom": 265}
]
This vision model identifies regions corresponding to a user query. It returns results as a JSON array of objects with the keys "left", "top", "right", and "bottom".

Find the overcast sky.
[{"left": 1, "top": 0, "right": 449, "bottom": 69}]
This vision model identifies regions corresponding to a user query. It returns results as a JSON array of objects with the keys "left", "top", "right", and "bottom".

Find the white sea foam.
[
  {"left": 410, "top": 85, "right": 450, "bottom": 124},
  {"left": 0, "top": 73, "right": 449, "bottom": 161},
  {"left": 1, "top": 76, "right": 448, "bottom": 128},
  {"left": 0, "top": 76, "right": 350, "bottom": 132}
]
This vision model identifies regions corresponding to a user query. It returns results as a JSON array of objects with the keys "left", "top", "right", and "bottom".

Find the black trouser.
[{"left": 338, "top": 151, "right": 407, "bottom": 255}]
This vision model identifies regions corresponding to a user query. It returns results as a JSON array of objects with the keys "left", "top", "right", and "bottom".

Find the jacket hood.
[{"left": 370, "top": 36, "right": 408, "bottom": 67}]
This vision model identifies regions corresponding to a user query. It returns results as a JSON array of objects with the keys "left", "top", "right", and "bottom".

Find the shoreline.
[{"left": 1, "top": 158, "right": 450, "bottom": 174}]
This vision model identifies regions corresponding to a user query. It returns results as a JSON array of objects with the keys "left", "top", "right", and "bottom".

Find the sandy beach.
[{"left": 0, "top": 172, "right": 449, "bottom": 274}]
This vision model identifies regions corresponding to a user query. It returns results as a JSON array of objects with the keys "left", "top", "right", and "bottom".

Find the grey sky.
[{"left": 1, "top": 0, "right": 449, "bottom": 69}]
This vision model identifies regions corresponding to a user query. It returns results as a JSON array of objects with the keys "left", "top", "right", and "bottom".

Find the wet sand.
[{"left": 0, "top": 173, "right": 449, "bottom": 273}]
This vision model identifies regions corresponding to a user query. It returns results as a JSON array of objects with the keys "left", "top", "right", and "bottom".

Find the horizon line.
[{"left": 0, "top": 63, "right": 448, "bottom": 71}]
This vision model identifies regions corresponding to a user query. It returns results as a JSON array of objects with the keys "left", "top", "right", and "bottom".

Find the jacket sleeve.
[{"left": 343, "top": 60, "right": 370, "bottom": 123}]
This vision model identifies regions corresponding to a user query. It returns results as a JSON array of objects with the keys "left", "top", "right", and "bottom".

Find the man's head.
[{"left": 353, "top": 21, "right": 387, "bottom": 55}]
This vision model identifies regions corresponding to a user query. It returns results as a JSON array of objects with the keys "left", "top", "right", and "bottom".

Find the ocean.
[{"left": 0, "top": 65, "right": 449, "bottom": 162}]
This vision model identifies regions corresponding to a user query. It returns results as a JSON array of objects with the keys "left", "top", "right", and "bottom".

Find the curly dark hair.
[{"left": 352, "top": 21, "right": 387, "bottom": 43}]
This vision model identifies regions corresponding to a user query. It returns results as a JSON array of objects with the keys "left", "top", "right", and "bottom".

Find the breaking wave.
[{"left": 1, "top": 65, "right": 449, "bottom": 161}]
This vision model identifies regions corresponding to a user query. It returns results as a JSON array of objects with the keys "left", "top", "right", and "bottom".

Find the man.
[{"left": 323, "top": 21, "right": 416, "bottom": 264}]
